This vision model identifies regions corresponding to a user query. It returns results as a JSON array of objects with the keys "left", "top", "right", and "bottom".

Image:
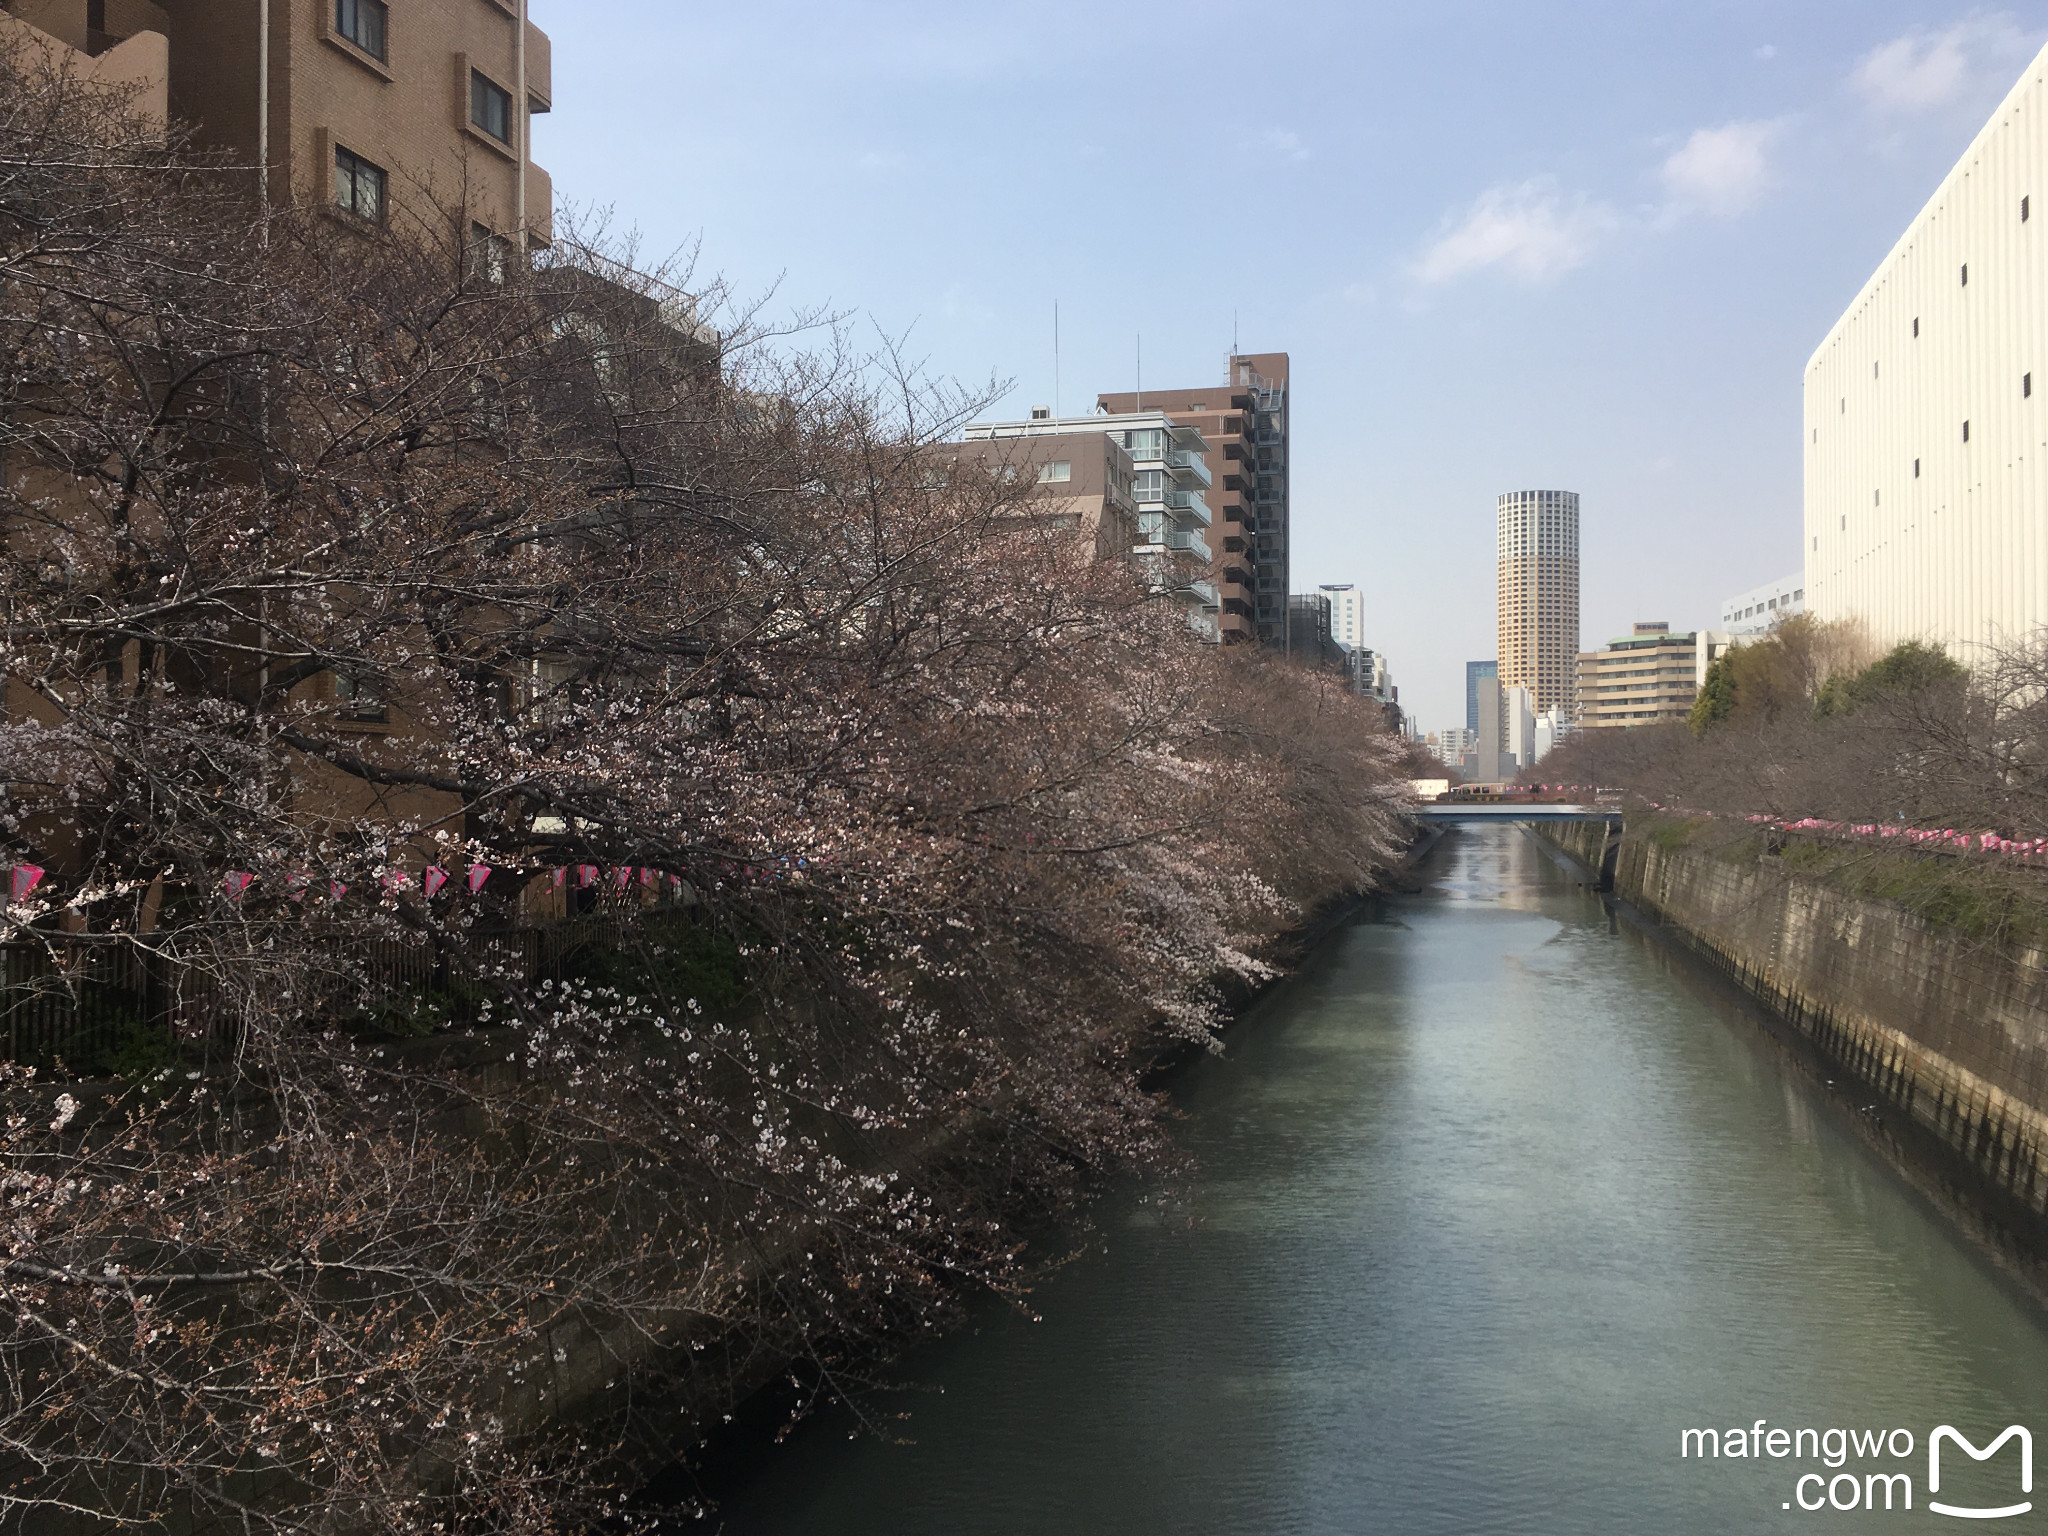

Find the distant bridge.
[
  {"left": 1405, "top": 801, "right": 1625, "bottom": 889},
  {"left": 1407, "top": 803, "right": 1622, "bottom": 824}
]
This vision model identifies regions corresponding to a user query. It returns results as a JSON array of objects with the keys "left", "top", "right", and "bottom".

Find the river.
[{"left": 701, "top": 825, "right": 2048, "bottom": 1532}]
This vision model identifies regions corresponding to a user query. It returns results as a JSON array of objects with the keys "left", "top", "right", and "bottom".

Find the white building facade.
[
  {"left": 1719, "top": 574, "right": 1805, "bottom": 636},
  {"left": 1319, "top": 583, "right": 1365, "bottom": 651},
  {"left": 1804, "top": 41, "right": 2048, "bottom": 660}
]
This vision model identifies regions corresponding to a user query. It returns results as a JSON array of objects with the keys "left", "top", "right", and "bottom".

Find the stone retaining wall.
[{"left": 1539, "top": 819, "right": 2048, "bottom": 1267}]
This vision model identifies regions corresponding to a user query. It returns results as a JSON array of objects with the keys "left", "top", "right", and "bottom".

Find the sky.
[{"left": 530, "top": 1, "right": 2048, "bottom": 735}]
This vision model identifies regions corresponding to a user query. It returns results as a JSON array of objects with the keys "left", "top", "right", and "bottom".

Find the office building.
[
  {"left": 1505, "top": 685, "right": 1537, "bottom": 769},
  {"left": 1465, "top": 660, "right": 1498, "bottom": 734},
  {"left": 1287, "top": 591, "right": 1336, "bottom": 659},
  {"left": 1805, "top": 40, "right": 2048, "bottom": 660},
  {"left": 1497, "top": 490, "right": 1580, "bottom": 717},
  {"left": 1461, "top": 674, "right": 1516, "bottom": 782},
  {"left": 1720, "top": 574, "right": 1806, "bottom": 636},
  {"left": 1319, "top": 583, "right": 1365, "bottom": 651},
  {"left": 1432, "top": 727, "right": 1475, "bottom": 768},
  {"left": 963, "top": 409, "right": 1221, "bottom": 639},
  {"left": 1100, "top": 352, "right": 1290, "bottom": 646},
  {"left": 1576, "top": 622, "right": 1702, "bottom": 729}
]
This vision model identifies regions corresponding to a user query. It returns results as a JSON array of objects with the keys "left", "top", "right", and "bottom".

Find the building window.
[
  {"left": 1961, "top": 263, "right": 1969, "bottom": 286},
  {"left": 333, "top": 145, "right": 386, "bottom": 222},
  {"left": 1036, "top": 460, "right": 1072, "bottom": 484},
  {"left": 469, "top": 221, "right": 510, "bottom": 284},
  {"left": 335, "top": 0, "right": 386, "bottom": 59},
  {"left": 471, "top": 70, "right": 513, "bottom": 144},
  {"left": 1963, "top": 419, "right": 1971, "bottom": 442},
  {"left": 1914, "top": 458, "right": 1920, "bottom": 477}
]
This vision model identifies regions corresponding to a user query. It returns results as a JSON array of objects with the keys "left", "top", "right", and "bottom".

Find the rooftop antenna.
[{"left": 1053, "top": 301, "right": 1060, "bottom": 421}]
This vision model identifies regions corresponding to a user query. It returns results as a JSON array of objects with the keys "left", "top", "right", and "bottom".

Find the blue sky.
[{"left": 531, "top": 2, "right": 2048, "bottom": 734}]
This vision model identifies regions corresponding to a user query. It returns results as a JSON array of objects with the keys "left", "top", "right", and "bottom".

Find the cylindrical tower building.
[{"left": 1496, "top": 490, "right": 1580, "bottom": 717}]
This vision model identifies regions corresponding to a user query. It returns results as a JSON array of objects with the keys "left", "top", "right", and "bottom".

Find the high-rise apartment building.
[
  {"left": 1099, "top": 351, "right": 1290, "bottom": 646},
  {"left": 0, "top": 0, "right": 556, "bottom": 252},
  {"left": 1496, "top": 490, "right": 1580, "bottom": 717},
  {"left": 1805, "top": 40, "right": 2047, "bottom": 660}
]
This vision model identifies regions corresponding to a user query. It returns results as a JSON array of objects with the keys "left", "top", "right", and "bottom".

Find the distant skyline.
[{"left": 532, "top": 2, "right": 2048, "bottom": 732}]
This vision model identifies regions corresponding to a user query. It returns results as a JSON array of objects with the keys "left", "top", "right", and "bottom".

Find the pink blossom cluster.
[{"left": 1739, "top": 816, "right": 2048, "bottom": 859}]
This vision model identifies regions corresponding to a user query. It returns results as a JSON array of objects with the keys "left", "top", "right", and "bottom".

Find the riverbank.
[
  {"left": 1536, "top": 814, "right": 2048, "bottom": 1307},
  {"left": 689, "top": 826, "right": 2048, "bottom": 1536}
]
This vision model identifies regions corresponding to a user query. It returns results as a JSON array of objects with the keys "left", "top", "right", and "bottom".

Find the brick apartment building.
[
  {"left": 948, "top": 427, "right": 1142, "bottom": 564},
  {"left": 1, "top": 0, "right": 552, "bottom": 251},
  {"left": 1099, "top": 351, "right": 1290, "bottom": 646}
]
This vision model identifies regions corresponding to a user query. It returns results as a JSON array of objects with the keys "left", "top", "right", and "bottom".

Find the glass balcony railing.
[{"left": 1166, "top": 529, "right": 1213, "bottom": 563}]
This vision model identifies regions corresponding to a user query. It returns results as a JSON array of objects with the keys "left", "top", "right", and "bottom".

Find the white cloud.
[
  {"left": 1854, "top": 15, "right": 2036, "bottom": 115},
  {"left": 1411, "top": 178, "right": 1619, "bottom": 286},
  {"left": 1661, "top": 119, "right": 1784, "bottom": 217},
  {"left": 1264, "top": 128, "right": 1311, "bottom": 163}
]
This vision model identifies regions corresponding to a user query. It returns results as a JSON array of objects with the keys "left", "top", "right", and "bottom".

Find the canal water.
[{"left": 706, "top": 826, "right": 2048, "bottom": 1532}]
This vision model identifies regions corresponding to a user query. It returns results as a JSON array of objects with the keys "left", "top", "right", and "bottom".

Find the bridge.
[
  {"left": 1404, "top": 800, "right": 1625, "bottom": 889},
  {"left": 1406, "top": 802, "right": 1621, "bottom": 824}
]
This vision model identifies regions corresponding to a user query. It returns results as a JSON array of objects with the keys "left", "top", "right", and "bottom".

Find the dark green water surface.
[{"left": 706, "top": 826, "right": 2048, "bottom": 1533}]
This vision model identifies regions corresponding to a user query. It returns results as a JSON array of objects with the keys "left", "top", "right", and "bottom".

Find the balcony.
[
  {"left": 1163, "top": 446, "right": 1212, "bottom": 487},
  {"left": 1165, "top": 528, "right": 1213, "bottom": 563},
  {"left": 1163, "top": 487, "right": 1211, "bottom": 527},
  {"left": 525, "top": 19, "right": 552, "bottom": 111}
]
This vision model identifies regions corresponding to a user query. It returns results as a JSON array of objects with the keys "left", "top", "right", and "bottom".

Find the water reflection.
[{"left": 704, "top": 827, "right": 2048, "bottom": 1534}]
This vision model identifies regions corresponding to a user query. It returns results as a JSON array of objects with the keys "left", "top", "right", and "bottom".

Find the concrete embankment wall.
[{"left": 1539, "top": 820, "right": 2048, "bottom": 1278}]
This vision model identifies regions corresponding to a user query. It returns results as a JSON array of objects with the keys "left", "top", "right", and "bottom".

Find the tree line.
[{"left": 0, "top": 55, "right": 1411, "bottom": 1533}]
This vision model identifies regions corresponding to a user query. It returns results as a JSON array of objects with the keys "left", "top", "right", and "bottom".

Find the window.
[
  {"left": 1961, "top": 263, "right": 1969, "bottom": 286},
  {"left": 1913, "top": 317, "right": 1920, "bottom": 337},
  {"left": 333, "top": 145, "right": 386, "bottom": 221},
  {"left": 471, "top": 70, "right": 512, "bottom": 143},
  {"left": 1036, "top": 460, "right": 1072, "bottom": 484},
  {"left": 1914, "top": 458, "right": 1920, "bottom": 477},
  {"left": 469, "top": 222, "right": 510, "bottom": 284},
  {"left": 1963, "top": 419, "right": 1971, "bottom": 442},
  {"left": 335, "top": 0, "right": 386, "bottom": 59}
]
